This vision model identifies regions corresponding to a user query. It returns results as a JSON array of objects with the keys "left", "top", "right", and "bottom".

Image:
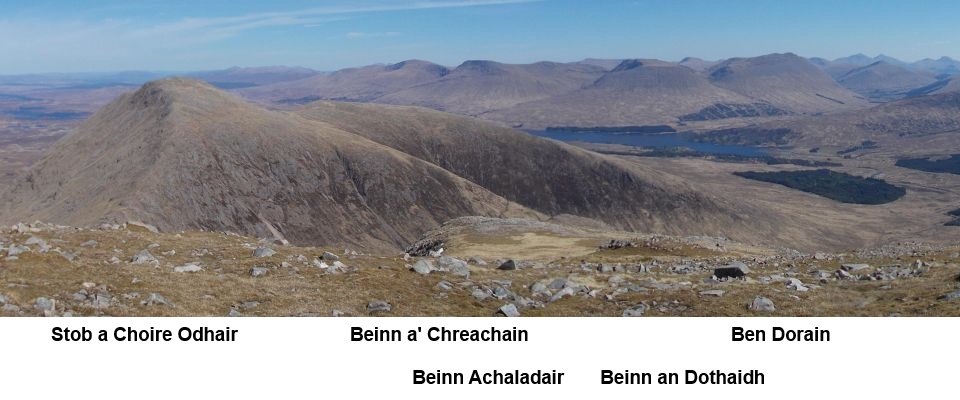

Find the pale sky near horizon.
[{"left": 1, "top": 0, "right": 958, "bottom": 74}]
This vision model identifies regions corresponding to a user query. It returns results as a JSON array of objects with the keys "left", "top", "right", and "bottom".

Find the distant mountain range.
[{"left": 2, "top": 53, "right": 957, "bottom": 130}]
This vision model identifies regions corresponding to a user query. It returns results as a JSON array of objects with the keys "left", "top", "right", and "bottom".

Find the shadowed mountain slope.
[{"left": 295, "top": 100, "right": 750, "bottom": 235}]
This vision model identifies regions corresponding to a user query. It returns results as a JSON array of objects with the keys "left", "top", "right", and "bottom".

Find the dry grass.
[{"left": 2, "top": 225, "right": 958, "bottom": 317}]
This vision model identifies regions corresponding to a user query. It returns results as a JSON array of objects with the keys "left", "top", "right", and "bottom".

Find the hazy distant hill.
[
  {"left": 188, "top": 66, "right": 319, "bottom": 89},
  {"left": 678, "top": 57, "right": 717, "bottom": 72},
  {"left": 374, "top": 60, "right": 606, "bottom": 116},
  {"left": 912, "top": 56, "right": 960, "bottom": 76},
  {"left": 707, "top": 53, "right": 869, "bottom": 113},
  {"left": 837, "top": 61, "right": 937, "bottom": 101},
  {"left": 483, "top": 59, "right": 770, "bottom": 128},
  {"left": 238, "top": 60, "right": 450, "bottom": 104},
  {"left": 576, "top": 58, "right": 626, "bottom": 71}
]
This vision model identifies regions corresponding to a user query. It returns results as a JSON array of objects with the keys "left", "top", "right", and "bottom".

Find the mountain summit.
[{"left": 1, "top": 78, "right": 754, "bottom": 250}]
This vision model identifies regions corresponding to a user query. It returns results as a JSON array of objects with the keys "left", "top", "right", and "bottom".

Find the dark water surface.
[{"left": 527, "top": 130, "right": 767, "bottom": 157}]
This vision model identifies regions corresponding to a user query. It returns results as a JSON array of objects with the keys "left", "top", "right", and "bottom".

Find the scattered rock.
[
  {"left": 468, "top": 257, "right": 487, "bottom": 266},
  {"left": 472, "top": 288, "right": 492, "bottom": 301},
  {"left": 749, "top": 296, "right": 776, "bottom": 312},
  {"left": 7, "top": 245, "right": 29, "bottom": 257},
  {"left": 127, "top": 221, "right": 159, "bottom": 233},
  {"left": 252, "top": 247, "right": 276, "bottom": 258},
  {"left": 227, "top": 309, "right": 242, "bottom": 317},
  {"left": 239, "top": 301, "right": 260, "bottom": 309},
  {"left": 60, "top": 251, "right": 77, "bottom": 262},
  {"left": 436, "top": 281, "right": 453, "bottom": 290},
  {"left": 938, "top": 290, "right": 960, "bottom": 301},
  {"left": 530, "top": 282, "right": 549, "bottom": 295},
  {"left": 131, "top": 250, "right": 157, "bottom": 265},
  {"left": 498, "top": 303, "right": 521, "bottom": 317},
  {"left": 147, "top": 243, "right": 161, "bottom": 249},
  {"left": 786, "top": 278, "right": 809, "bottom": 292},
  {"left": 622, "top": 303, "right": 647, "bottom": 317},
  {"left": 141, "top": 293, "right": 172, "bottom": 307},
  {"left": 161, "top": 250, "right": 176, "bottom": 256},
  {"left": 367, "top": 300, "right": 391, "bottom": 313},
  {"left": 836, "top": 269, "right": 854, "bottom": 280},
  {"left": 492, "top": 286, "right": 514, "bottom": 300},
  {"left": 79, "top": 240, "right": 98, "bottom": 248},
  {"left": 250, "top": 266, "right": 269, "bottom": 277},
  {"left": 34, "top": 297, "right": 55, "bottom": 312},
  {"left": 321, "top": 251, "right": 339, "bottom": 262},
  {"left": 24, "top": 236, "right": 46, "bottom": 246},
  {"left": 547, "top": 278, "right": 568, "bottom": 290},
  {"left": 602, "top": 239, "right": 635, "bottom": 249},
  {"left": 497, "top": 259, "right": 517, "bottom": 271},
  {"left": 173, "top": 263, "right": 203, "bottom": 273},
  {"left": 549, "top": 287, "right": 576, "bottom": 302},
  {"left": 714, "top": 261, "right": 750, "bottom": 279},
  {"left": 437, "top": 256, "right": 470, "bottom": 278},
  {"left": 405, "top": 238, "right": 444, "bottom": 257},
  {"left": 841, "top": 263, "right": 871, "bottom": 272},
  {"left": 699, "top": 289, "right": 725, "bottom": 297},
  {"left": 410, "top": 260, "right": 434, "bottom": 275}
]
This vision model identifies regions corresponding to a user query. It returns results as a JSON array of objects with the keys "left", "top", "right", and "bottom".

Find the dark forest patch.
[{"left": 733, "top": 169, "right": 905, "bottom": 205}]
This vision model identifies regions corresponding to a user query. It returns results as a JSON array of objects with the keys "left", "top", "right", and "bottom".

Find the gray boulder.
[
  {"left": 321, "top": 251, "right": 339, "bottom": 262},
  {"left": 8, "top": 245, "right": 29, "bottom": 257},
  {"left": 497, "top": 259, "right": 517, "bottom": 270},
  {"left": 410, "top": 260, "right": 434, "bottom": 275},
  {"left": 492, "top": 286, "right": 514, "bottom": 300},
  {"left": 472, "top": 288, "right": 492, "bottom": 301},
  {"left": 498, "top": 303, "right": 521, "bottom": 317},
  {"left": 252, "top": 247, "right": 276, "bottom": 258},
  {"left": 34, "top": 297, "right": 55, "bottom": 312},
  {"left": 141, "top": 293, "right": 172, "bottom": 307},
  {"left": 622, "top": 303, "right": 647, "bottom": 317},
  {"left": 437, "top": 256, "right": 470, "bottom": 278},
  {"left": 786, "top": 278, "right": 809, "bottom": 292},
  {"left": 530, "top": 282, "right": 549, "bottom": 295},
  {"left": 549, "top": 287, "right": 576, "bottom": 302},
  {"left": 131, "top": 250, "right": 157, "bottom": 264},
  {"left": 173, "top": 263, "right": 203, "bottom": 273},
  {"left": 714, "top": 261, "right": 750, "bottom": 279},
  {"left": 468, "top": 257, "right": 488, "bottom": 266},
  {"left": 367, "top": 300, "right": 392, "bottom": 313},
  {"left": 547, "top": 278, "right": 568, "bottom": 290},
  {"left": 841, "top": 263, "right": 871, "bottom": 272},
  {"left": 749, "top": 296, "right": 776, "bottom": 312},
  {"left": 250, "top": 266, "right": 269, "bottom": 277},
  {"left": 939, "top": 290, "right": 960, "bottom": 301}
]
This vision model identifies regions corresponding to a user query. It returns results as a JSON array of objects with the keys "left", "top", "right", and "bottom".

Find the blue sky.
[{"left": 1, "top": 0, "right": 958, "bottom": 73}]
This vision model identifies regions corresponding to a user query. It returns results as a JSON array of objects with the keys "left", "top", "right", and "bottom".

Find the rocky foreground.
[{"left": 1, "top": 220, "right": 959, "bottom": 317}]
